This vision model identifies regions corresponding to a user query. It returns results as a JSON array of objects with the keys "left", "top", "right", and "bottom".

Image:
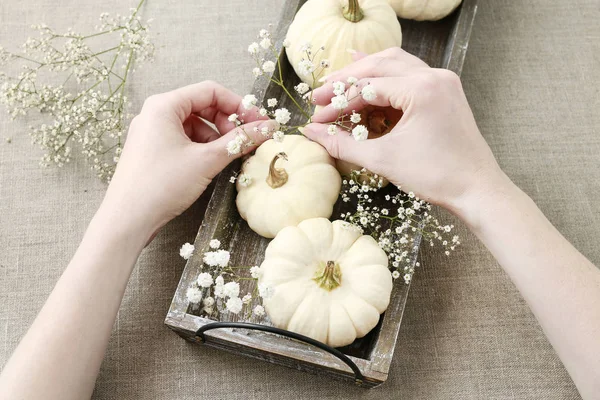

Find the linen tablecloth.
[{"left": 1, "top": 0, "right": 598, "bottom": 398}]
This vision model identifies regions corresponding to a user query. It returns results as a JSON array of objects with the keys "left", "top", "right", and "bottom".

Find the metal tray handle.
[{"left": 196, "top": 321, "right": 365, "bottom": 385}]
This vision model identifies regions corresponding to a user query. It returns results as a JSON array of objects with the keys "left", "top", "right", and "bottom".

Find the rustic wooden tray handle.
[{"left": 196, "top": 321, "right": 365, "bottom": 385}]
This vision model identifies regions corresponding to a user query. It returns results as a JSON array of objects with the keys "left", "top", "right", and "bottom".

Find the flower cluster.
[
  {"left": 339, "top": 170, "right": 460, "bottom": 284},
  {"left": 0, "top": 1, "right": 153, "bottom": 181},
  {"left": 180, "top": 240, "right": 272, "bottom": 319},
  {"left": 232, "top": 31, "right": 378, "bottom": 155}
]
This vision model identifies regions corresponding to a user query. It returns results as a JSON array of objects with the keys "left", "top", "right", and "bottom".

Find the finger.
[
  {"left": 196, "top": 105, "right": 268, "bottom": 135},
  {"left": 313, "top": 48, "right": 428, "bottom": 106},
  {"left": 142, "top": 81, "right": 265, "bottom": 125},
  {"left": 199, "top": 119, "right": 280, "bottom": 175},
  {"left": 303, "top": 122, "right": 378, "bottom": 168},
  {"left": 183, "top": 114, "right": 221, "bottom": 143},
  {"left": 313, "top": 77, "right": 414, "bottom": 124}
]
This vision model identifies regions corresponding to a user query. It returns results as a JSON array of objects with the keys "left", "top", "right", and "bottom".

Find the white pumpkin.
[
  {"left": 388, "top": 0, "right": 462, "bottom": 21},
  {"left": 285, "top": 0, "right": 402, "bottom": 88},
  {"left": 259, "top": 218, "right": 393, "bottom": 347},
  {"left": 236, "top": 135, "right": 341, "bottom": 239}
]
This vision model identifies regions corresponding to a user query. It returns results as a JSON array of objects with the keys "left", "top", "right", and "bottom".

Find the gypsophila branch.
[{"left": 0, "top": 0, "right": 154, "bottom": 181}]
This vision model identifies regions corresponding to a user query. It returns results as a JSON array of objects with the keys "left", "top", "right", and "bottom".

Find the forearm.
[
  {"left": 0, "top": 205, "right": 149, "bottom": 400},
  {"left": 456, "top": 173, "right": 600, "bottom": 399}
]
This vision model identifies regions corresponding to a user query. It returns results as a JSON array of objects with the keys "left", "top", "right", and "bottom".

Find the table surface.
[{"left": 1, "top": 1, "right": 598, "bottom": 399}]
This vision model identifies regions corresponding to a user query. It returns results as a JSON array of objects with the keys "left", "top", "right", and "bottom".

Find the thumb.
[
  {"left": 304, "top": 123, "right": 373, "bottom": 167},
  {"left": 198, "top": 119, "right": 280, "bottom": 176}
]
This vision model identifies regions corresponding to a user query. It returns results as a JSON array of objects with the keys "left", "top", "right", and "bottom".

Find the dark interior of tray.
[{"left": 185, "top": 3, "right": 465, "bottom": 361}]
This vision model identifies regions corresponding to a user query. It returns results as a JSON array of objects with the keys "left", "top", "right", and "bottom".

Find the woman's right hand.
[{"left": 304, "top": 47, "right": 506, "bottom": 213}]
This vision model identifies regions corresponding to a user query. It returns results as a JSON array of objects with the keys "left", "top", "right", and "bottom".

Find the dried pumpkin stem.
[
  {"left": 343, "top": 0, "right": 364, "bottom": 23},
  {"left": 313, "top": 261, "right": 342, "bottom": 291},
  {"left": 266, "top": 152, "right": 289, "bottom": 189}
]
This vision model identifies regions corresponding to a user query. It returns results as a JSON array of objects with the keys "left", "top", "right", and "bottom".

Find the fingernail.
[
  {"left": 346, "top": 48, "right": 357, "bottom": 54},
  {"left": 318, "top": 74, "right": 330, "bottom": 83}
]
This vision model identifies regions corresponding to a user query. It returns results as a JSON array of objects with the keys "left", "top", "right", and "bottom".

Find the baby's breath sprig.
[
  {"left": 339, "top": 170, "right": 460, "bottom": 284},
  {"left": 233, "top": 29, "right": 376, "bottom": 158},
  {"left": 180, "top": 240, "right": 271, "bottom": 320},
  {"left": 0, "top": 0, "right": 153, "bottom": 181}
]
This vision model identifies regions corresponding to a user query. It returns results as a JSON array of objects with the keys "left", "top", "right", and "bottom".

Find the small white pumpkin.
[
  {"left": 285, "top": 0, "right": 402, "bottom": 87},
  {"left": 236, "top": 135, "right": 341, "bottom": 239},
  {"left": 259, "top": 218, "right": 393, "bottom": 347},
  {"left": 388, "top": 0, "right": 463, "bottom": 21}
]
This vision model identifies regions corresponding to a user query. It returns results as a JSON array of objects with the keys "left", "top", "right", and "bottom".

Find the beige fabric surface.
[{"left": 1, "top": 0, "right": 599, "bottom": 399}]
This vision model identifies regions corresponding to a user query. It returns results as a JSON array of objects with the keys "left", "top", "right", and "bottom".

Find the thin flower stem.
[
  {"left": 273, "top": 79, "right": 310, "bottom": 120},
  {"left": 10, "top": 54, "right": 43, "bottom": 65},
  {"left": 92, "top": 46, "right": 120, "bottom": 58}
]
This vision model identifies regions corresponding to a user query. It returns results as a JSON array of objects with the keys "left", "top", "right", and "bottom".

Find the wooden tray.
[{"left": 165, "top": 0, "right": 478, "bottom": 388}]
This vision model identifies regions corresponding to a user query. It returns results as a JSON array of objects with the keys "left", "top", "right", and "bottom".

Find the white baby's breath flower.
[
  {"left": 248, "top": 42, "right": 259, "bottom": 55},
  {"left": 392, "top": 271, "right": 400, "bottom": 279},
  {"left": 215, "top": 275, "right": 224, "bottom": 286},
  {"left": 197, "top": 272, "right": 214, "bottom": 288},
  {"left": 327, "top": 125, "right": 338, "bottom": 136},
  {"left": 262, "top": 60, "right": 275, "bottom": 73},
  {"left": 272, "top": 130, "right": 284, "bottom": 142},
  {"left": 226, "top": 297, "right": 243, "bottom": 314},
  {"left": 253, "top": 305, "right": 265, "bottom": 317},
  {"left": 352, "top": 124, "right": 368, "bottom": 141},
  {"left": 223, "top": 281, "right": 240, "bottom": 298},
  {"left": 258, "top": 283, "right": 275, "bottom": 299},
  {"left": 404, "top": 273, "right": 412, "bottom": 283},
  {"left": 242, "top": 294, "right": 253, "bottom": 304},
  {"left": 226, "top": 139, "right": 241, "bottom": 155},
  {"left": 274, "top": 108, "right": 291, "bottom": 124},
  {"left": 209, "top": 239, "right": 221, "bottom": 249},
  {"left": 203, "top": 249, "right": 231, "bottom": 267},
  {"left": 229, "top": 176, "right": 236, "bottom": 183},
  {"left": 259, "top": 29, "right": 270, "bottom": 39},
  {"left": 241, "top": 94, "right": 257, "bottom": 110},
  {"left": 238, "top": 173, "right": 252, "bottom": 187},
  {"left": 361, "top": 85, "right": 377, "bottom": 101},
  {"left": 350, "top": 111, "right": 361, "bottom": 124},
  {"left": 299, "top": 41, "right": 312, "bottom": 52},
  {"left": 252, "top": 67, "right": 263, "bottom": 77},
  {"left": 294, "top": 82, "right": 310, "bottom": 95},
  {"left": 250, "top": 266, "right": 262, "bottom": 279},
  {"left": 186, "top": 287, "right": 203, "bottom": 304},
  {"left": 332, "top": 81, "right": 346, "bottom": 96},
  {"left": 260, "top": 38, "right": 272, "bottom": 49},
  {"left": 267, "top": 98, "right": 277, "bottom": 107},
  {"left": 331, "top": 94, "right": 349, "bottom": 110},
  {"left": 259, "top": 108, "right": 268, "bottom": 116},
  {"left": 297, "top": 59, "right": 315, "bottom": 76},
  {"left": 179, "top": 243, "right": 194, "bottom": 260},
  {"left": 260, "top": 126, "right": 270, "bottom": 136},
  {"left": 347, "top": 76, "right": 358, "bottom": 85},
  {"left": 227, "top": 113, "right": 238, "bottom": 123},
  {"left": 320, "top": 59, "right": 330, "bottom": 68}
]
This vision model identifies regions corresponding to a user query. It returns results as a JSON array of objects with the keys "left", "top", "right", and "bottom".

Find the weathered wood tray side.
[{"left": 166, "top": 0, "right": 478, "bottom": 388}]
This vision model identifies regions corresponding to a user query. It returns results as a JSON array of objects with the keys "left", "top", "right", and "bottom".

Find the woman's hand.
[
  {"left": 100, "top": 81, "right": 279, "bottom": 241},
  {"left": 304, "top": 48, "right": 504, "bottom": 213}
]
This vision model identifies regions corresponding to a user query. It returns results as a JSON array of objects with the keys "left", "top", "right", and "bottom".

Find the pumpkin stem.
[
  {"left": 266, "top": 152, "right": 289, "bottom": 189},
  {"left": 343, "top": 0, "right": 364, "bottom": 23},
  {"left": 313, "top": 261, "right": 342, "bottom": 291}
]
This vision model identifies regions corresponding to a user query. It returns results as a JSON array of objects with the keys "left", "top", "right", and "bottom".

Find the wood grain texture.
[{"left": 166, "top": 0, "right": 479, "bottom": 388}]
